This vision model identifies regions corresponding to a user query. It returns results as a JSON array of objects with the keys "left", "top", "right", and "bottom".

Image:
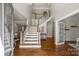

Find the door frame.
[{"left": 55, "top": 21, "right": 65, "bottom": 45}]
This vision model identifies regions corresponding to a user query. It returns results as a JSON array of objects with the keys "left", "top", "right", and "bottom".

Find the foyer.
[{"left": 0, "top": 3, "right": 79, "bottom": 56}]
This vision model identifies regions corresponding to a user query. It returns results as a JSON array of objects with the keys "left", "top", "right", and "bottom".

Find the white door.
[{"left": 58, "top": 22, "right": 65, "bottom": 45}]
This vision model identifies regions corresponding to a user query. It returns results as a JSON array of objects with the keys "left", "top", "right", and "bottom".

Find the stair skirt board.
[{"left": 19, "top": 45, "right": 41, "bottom": 48}]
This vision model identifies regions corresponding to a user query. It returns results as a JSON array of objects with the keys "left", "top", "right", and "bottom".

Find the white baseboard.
[{"left": 65, "top": 40, "right": 76, "bottom": 42}]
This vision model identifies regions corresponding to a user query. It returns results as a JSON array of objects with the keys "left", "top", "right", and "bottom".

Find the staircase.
[
  {"left": 13, "top": 4, "right": 53, "bottom": 48},
  {"left": 19, "top": 16, "right": 53, "bottom": 48},
  {"left": 20, "top": 26, "right": 41, "bottom": 48}
]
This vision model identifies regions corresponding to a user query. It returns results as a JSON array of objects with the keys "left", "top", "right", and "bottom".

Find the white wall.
[
  {"left": 48, "top": 4, "right": 55, "bottom": 37},
  {"left": 14, "top": 9, "right": 27, "bottom": 33},
  {"left": 51, "top": 3, "right": 79, "bottom": 21},
  {"left": 13, "top": 3, "right": 32, "bottom": 25},
  {"left": 64, "top": 13, "right": 79, "bottom": 41},
  {"left": 47, "top": 18, "right": 54, "bottom": 37}
]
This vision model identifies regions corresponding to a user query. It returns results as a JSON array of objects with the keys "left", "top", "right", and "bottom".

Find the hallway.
[{"left": 14, "top": 38, "right": 78, "bottom": 56}]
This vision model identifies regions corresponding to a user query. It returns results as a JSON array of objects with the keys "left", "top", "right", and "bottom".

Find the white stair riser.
[
  {"left": 24, "top": 39, "right": 39, "bottom": 40},
  {"left": 24, "top": 33, "right": 38, "bottom": 35},
  {"left": 23, "top": 42, "right": 38, "bottom": 44},
  {"left": 24, "top": 36, "right": 38, "bottom": 37},
  {"left": 20, "top": 45, "right": 41, "bottom": 48},
  {"left": 24, "top": 37, "right": 38, "bottom": 39},
  {"left": 25, "top": 33, "right": 38, "bottom": 34},
  {"left": 24, "top": 34, "right": 38, "bottom": 36},
  {"left": 24, "top": 40, "right": 38, "bottom": 42},
  {"left": 24, "top": 36, "right": 38, "bottom": 38}
]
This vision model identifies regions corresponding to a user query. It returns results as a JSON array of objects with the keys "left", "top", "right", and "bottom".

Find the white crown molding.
[{"left": 32, "top": 7, "right": 49, "bottom": 10}]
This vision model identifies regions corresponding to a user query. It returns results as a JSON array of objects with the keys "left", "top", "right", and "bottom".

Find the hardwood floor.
[{"left": 14, "top": 37, "right": 78, "bottom": 56}]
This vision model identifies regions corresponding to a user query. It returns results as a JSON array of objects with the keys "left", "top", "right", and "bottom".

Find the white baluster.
[{"left": 20, "top": 32, "right": 23, "bottom": 44}]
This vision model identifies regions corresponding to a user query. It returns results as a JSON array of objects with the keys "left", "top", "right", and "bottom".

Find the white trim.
[
  {"left": 55, "top": 9, "right": 79, "bottom": 22},
  {"left": 0, "top": 3, "right": 4, "bottom": 56},
  {"left": 11, "top": 6, "right": 14, "bottom": 56},
  {"left": 32, "top": 7, "right": 49, "bottom": 10},
  {"left": 55, "top": 21, "right": 59, "bottom": 45},
  {"left": 55, "top": 21, "right": 65, "bottom": 45},
  {"left": 2, "top": 3, "right": 4, "bottom": 46}
]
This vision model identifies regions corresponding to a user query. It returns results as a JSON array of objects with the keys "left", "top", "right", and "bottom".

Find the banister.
[{"left": 39, "top": 16, "right": 53, "bottom": 27}]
